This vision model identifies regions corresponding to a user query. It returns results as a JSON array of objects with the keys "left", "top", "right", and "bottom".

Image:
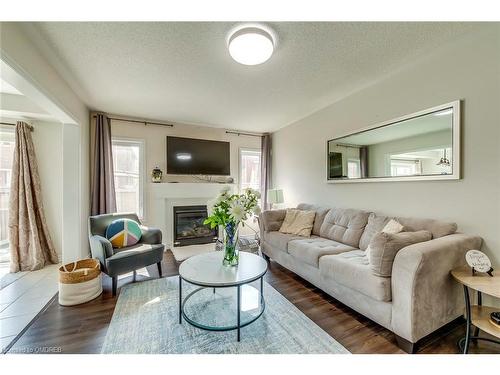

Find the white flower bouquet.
[{"left": 204, "top": 186, "right": 261, "bottom": 266}]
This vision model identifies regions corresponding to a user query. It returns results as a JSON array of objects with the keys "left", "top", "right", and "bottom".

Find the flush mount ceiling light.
[{"left": 227, "top": 26, "right": 275, "bottom": 65}]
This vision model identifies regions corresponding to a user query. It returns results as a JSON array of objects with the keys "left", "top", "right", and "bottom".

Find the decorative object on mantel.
[
  {"left": 465, "top": 249, "right": 494, "bottom": 276},
  {"left": 204, "top": 186, "right": 261, "bottom": 266},
  {"left": 151, "top": 166, "right": 163, "bottom": 183}
]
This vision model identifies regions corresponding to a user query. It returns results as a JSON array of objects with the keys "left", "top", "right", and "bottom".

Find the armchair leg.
[
  {"left": 112, "top": 277, "right": 118, "bottom": 297},
  {"left": 157, "top": 262, "right": 162, "bottom": 278}
]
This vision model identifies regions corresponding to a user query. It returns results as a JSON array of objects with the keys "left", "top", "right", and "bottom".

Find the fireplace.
[{"left": 173, "top": 205, "right": 218, "bottom": 247}]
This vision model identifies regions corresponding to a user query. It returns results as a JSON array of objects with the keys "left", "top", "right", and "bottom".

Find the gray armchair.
[{"left": 88, "top": 212, "right": 165, "bottom": 296}]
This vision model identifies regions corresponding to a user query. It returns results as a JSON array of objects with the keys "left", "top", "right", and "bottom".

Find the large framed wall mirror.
[{"left": 327, "top": 101, "right": 460, "bottom": 183}]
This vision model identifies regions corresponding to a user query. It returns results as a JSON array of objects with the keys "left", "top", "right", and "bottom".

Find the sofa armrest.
[
  {"left": 259, "top": 209, "right": 286, "bottom": 232},
  {"left": 140, "top": 225, "right": 162, "bottom": 245},
  {"left": 89, "top": 235, "right": 114, "bottom": 271},
  {"left": 391, "top": 233, "right": 482, "bottom": 342}
]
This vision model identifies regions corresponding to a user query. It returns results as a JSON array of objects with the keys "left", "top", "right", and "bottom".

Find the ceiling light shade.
[{"left": 228, "top": 27, "right": 274, "bottom": 65}]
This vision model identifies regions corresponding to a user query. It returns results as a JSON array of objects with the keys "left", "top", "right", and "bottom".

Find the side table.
[{"left": 451, "top": 266, "right": 500, "bottom": 353}]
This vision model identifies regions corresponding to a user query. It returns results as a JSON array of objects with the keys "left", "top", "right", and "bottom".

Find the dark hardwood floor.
[{"left": 7, "top": 250, "right": 500, "bottom": 354}]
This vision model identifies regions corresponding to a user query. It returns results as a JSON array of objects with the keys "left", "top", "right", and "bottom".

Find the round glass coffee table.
[{"left": 178, "top": 251, "right": 268, "bottom": 341}]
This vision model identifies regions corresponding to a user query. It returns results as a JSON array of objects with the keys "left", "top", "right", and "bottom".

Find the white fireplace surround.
[{"left": 148, "top": 183, "right": 236, "bottom": 249}]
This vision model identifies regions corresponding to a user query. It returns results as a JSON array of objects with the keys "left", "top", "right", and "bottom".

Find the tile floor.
[{"left": 0, "top": 264, "right": 59, "bottom": 353}]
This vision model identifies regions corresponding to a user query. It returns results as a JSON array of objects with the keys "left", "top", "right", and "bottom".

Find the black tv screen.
[{"left": 167, "top": 136, "right": 230, "bottom": 175}]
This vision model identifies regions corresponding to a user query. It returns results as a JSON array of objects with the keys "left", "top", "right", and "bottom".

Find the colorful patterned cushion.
[{"left": 105, "top": 218, "right": 142, "bottom": 248}]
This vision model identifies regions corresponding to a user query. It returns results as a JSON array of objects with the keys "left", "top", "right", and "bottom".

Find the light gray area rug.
[{"left": 101, "top": 276, "right": 349, "bottom": 354}]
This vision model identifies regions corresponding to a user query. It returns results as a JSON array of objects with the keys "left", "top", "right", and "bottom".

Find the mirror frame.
[{"left": 326, "top": 100, "right": 461, "bottom": 183}]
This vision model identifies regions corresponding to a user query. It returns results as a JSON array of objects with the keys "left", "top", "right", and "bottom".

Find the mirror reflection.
[{"left": 327, "top": 107, "right": 455, "bottom": 180}]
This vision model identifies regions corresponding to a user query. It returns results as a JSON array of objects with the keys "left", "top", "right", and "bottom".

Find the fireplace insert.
[{"left": 173, "top": 205, "right": 218, "bottom": 246}]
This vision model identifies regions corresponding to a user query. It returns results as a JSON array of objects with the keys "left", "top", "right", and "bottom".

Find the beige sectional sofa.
[{"left": 259, "top": 203, "right": 482, "bottom": 353}]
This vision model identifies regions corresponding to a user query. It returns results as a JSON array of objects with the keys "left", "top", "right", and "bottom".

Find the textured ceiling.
[{"left": 28, "top": 22, "right": 481, "bottom": 132}]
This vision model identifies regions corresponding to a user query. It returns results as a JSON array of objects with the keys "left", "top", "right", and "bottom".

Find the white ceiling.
[
  {"left": 0, "top": 79, "right": 22, "bottom": 95},
  {"left": 0, "top": 78, "right": 55, "bottom": 122},
  {"left": 27, "top": 22, "right": 482, "bottom": 132}
]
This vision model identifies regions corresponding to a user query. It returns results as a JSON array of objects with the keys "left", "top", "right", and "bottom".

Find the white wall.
[
  {"left": 31, "top": 121, "right": 63, "bottom": 258},
  {"left": 367, "top": 129, "right": 451, "bottom": 176},
  {"left": 0, "top": 22, "right": 90, "bottom": 262},
  {"left": 272, "top": 25, "right": 500, "bottom": 275},
  {"left": 110, "top": 118, "right": 261, "bottom": 224}
]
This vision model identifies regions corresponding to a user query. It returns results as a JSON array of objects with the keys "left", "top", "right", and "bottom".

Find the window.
[
  {"left": 347, "top": 159, "right": 361, "bottom": 178},
  {"left": 239, "top": 148, "right": 261, "bottom": 192},
  {"left": 0, "top": 127, "right": 15, "bottom": 264},
  {"left": 112, "top": 138, "right": 145, "bottom": 218},
  {"left": 390, "top": 159, "right": 422, "bottom": 176}
]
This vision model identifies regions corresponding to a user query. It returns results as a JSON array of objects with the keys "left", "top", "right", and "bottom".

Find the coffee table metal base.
[{"left": 178, "top": 276, "right": 265, "bottom": 341}]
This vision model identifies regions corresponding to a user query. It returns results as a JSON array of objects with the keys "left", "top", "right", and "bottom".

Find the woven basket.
[{"left": 58, "top": 259, "right": 102, "bottom": 306}]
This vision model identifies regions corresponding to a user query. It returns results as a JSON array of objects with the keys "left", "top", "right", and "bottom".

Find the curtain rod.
[
  {"left": 93, "top": 115, "right": 173, "bottom": 128},
  {"left": 225, "top": 130, "right": 263, "bottom": 138},
  {"left": 1, "top": 122, "right": 34, "bottom": 131},
  {"left": 335, "top": 143, "right": 362, "bottom": 149}
]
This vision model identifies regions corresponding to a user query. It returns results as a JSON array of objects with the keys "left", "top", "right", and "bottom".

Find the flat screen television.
[{"left": 166, "top": 136, "right": 230, "bottom": 175}]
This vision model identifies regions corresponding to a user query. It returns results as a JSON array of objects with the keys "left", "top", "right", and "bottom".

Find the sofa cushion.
[
  {"left": 297, "top": 203, "right": 331, "bottom": 236},
  {"left": 106, "top": 243, "right": 164, "bottom": 277},
  {"left": 260, "top": 209, "right": 286, "bottom": 232},
  {"left": 288, "top": 237, "right": 356, "bottom": 268},
  {"left": 359, "top": 213, "right": 392, "bottom": 250},
  {"left": 369, "top": 230, "right": 432, "bottom": 277},
  {"left": 396, "top": 216, "right": 457, "bottom": 239},
  {"left": 365, "top": 219, "right": 405, "bottom": 259},
  {"left": 262, "top": 231, "right": 305, "bottom": 251},
  {"left": 105, "top": 218, "right": 142, "bottom": 248},
  {"left": 279, "top": 209, "right": 316, "bottom": 237},
  {"left": 319, "top": 208, "right": 370, "bottom": 247},
  {"left": 319, "top": 250, "right": 392, "bottom": 302}
]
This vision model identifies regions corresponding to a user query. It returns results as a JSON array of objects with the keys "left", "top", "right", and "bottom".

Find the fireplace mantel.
[{"left": 147, "top": 182, "right": 236, "bottom": 249}]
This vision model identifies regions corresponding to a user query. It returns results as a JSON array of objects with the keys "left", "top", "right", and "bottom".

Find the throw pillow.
[
  {"left": 382, "top": 219, "right": 404, "bottom": 234},
  {"left": 279, "top": 209, "right": 316, "bottom": 237},
  {"left": 365, "top": 219, "right": 404, "bottom": 259},
  {"left": 106, "top": 218, "right": 142, "bottom": 248},
  {"left": 368, "top": 230, "right": 432, "bottom": 277}
]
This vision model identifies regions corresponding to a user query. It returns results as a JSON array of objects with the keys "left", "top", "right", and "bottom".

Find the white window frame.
[
  {"left": 347, "top": 158, "right": 361, "bottom": 179},
  {"left": 390, "top": 159, "right": 422, "bottom": 176},
  {"left": 112, "top": 137, "right": 146, "bottom": 220},
  {"left": 238, "top": 147, "right": 261, "bottom": 193},
  {"left": 0, "top": 126, "right": 15, "bottom": 254}
]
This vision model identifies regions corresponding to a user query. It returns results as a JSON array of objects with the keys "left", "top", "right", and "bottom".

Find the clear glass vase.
[{"left": 222, "top": 222, "right": 239, "bottom": 266}]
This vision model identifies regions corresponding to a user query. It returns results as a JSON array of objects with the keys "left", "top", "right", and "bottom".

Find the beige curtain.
[
  {"left": 260, "top": 133, "right": 272, "bottom": 210},
  {"left": 9, "top": 121, "right": 58, "bottom": 272},
  {"left": 90, "top": 113, "right": 116, "bottom": 215}
]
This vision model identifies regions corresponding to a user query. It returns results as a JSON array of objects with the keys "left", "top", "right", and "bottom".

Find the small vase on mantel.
[
  {"left": 151, "top": 166, "right": 163, "bottom": 183},
  {"left": 222, "top": 222, "right": 239, "bottom": 266}
]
